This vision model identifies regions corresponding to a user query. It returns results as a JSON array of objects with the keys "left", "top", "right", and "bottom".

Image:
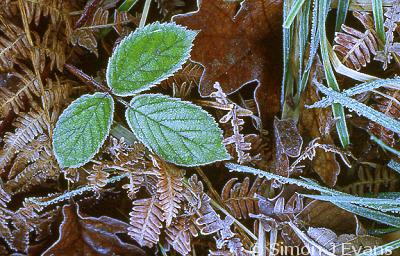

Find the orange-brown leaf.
[
  {"left": 173, "top": 0, "right": 282, "bottom": 125},
  {"left": 43, "top": 204, "right": 145, "bottom": 256}
]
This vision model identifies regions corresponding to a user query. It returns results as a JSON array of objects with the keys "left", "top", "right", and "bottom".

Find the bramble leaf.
[
  {"left": 126, "top": 94, "right": 230, "bottom": 166},
  {"left": 106, "top": 22, "right": 196, "bottom": 96},
  {"left": 53, "top": 93, "right": 114, "bottom": 168}
]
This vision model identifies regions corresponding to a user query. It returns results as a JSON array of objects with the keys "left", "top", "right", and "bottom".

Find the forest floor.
[{"left": 0, "top": 0, "right": 400, "bottom": 255}]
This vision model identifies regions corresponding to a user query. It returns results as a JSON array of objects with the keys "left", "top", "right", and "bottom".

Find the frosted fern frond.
[
  {"left": 334, "top": 12, "right": 378, "bottom": 70},
  {"left": 155, "top": 159, "right": 184, "bottom": 226},
  {"left": 221, "top": 177, "right": 269, "bottom": 219},
  {"left": 128, "top": 196, "right": 164, "bottom": 248},
  {"left": 0, "top": 108, "right": 48, "bottom": 169}
]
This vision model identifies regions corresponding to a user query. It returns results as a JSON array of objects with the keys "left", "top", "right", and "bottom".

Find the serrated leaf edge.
[
  {"left": 52, "top": 92, "right": 115, "bottom": 169},
  {"left": 125, "top": 93, "right": 230, "bottom": 167},
  {"left": 106, "top": 22, "right": 197, "bottom": 96}
]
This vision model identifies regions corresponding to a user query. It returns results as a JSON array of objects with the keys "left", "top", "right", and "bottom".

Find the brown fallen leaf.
[
  {"left": 42, "top": 204, "right": 145, "bottom": 256},
  {"left": 299, "top": 65, "right": 341, "bottom": 186},
  {"left": 274, "top": 118, "right": 303, "bottom": 175},
  {"left": 290, "top": 224, "right": 381, "bottom": 256},
  {"left": 173, "top": 0, "right": 282, "bottom": 126}
]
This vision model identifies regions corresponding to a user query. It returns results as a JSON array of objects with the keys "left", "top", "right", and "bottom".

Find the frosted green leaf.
[
  {"left": 53, "top": 93, "right": 114, "bottom": 168},
  {"left": 126, "top": 94, "right": 230, "bottom": 166},
  {"left": 106, "top": 22, "right": 196, "bottom": 96}
]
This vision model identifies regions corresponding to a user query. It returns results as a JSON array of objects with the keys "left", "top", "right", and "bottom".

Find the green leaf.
[
  {"left": 106, "top": 22, "right": 196, "bottom": 96},
  {"left": 126, "top": 94, "right": 230, "bottom": 166},
  {"left": 53, "top": 93, "right": 114, "bottom": 168}
]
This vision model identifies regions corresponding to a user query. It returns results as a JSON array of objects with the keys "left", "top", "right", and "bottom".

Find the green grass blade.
[
  {"left": 283, "top": 0, "right": 307, "bottom": 28},
  {"left": 388, "top": 160, "right": 400, "bottom": 174},
  {"left": 318, "top": 0, "right": 350, "bottom": 147},
  {"left": 335, "top": 0, "right": 350, "bottom": 31},
  {"left": 357, "top": 239, "right": 400, "bottom": 256},
  {"left": 311, "top": 78, "right": 400, "bottom": 108},
  {"left": 301, "top": 194, "right": 400, "bottom": 213},
  {"left": 311, "top": 83, "right": 400, "bottom": 135},
  {"left": 226, "top": 163, "right": 400, "bottom": 228},
  {"left": 370, "top": 134, "right": 400, "bottom": 157},
  {"left": 372, "top": 0, "right": 386, "bottom": 44},
  {"left": 118, "top": 0, "right": 140, "bottom": 11}
]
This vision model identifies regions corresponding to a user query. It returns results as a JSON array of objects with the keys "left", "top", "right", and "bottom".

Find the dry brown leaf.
[
  {"left": 274, "top": 118, "right": 303, "bottom": 175},
  {"left": 300, "top": 73, "right": 340, "bottom": 186},
  {"left": 173, "top": 0, "right": 282, "bottom": 125},
  {"left": 298, "top": 200, "right": 359, "bottom": 234},
  {"left": 43, "top": 204, "right": 145, "bottom": 256}
]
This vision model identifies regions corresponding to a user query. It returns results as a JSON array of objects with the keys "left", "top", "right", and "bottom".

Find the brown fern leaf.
[
  {"left": 333, "top": 11, "right": 378, "bottom": 70},
  {"left": 221, "top": 177, "right": 269, "bottom": 219},
  {"left": 156, "top": 160, "right": 184, "bottom": 227},
  {"left": 22, "top": 0, "right": 73, "bottom": 30},
  {"left": 0, "top": 1, "right": 18, "bottom": 18},
  {"left": 87, "top": 165, "right": 110, "bottom": 189},
  {"left": 341, "top": 164, "right": 399, "bottom": 195},
  {"left": 36, "top": 26, "right": 67, "bottom": 72},
  {"left": 128, "top": 196, "right": 164, "bottom": 248},
  {"left": 0, "top": 64, "right": 41, "bottom": 117},
  {"left": 0, "top": 22, "right": 30, "bottom": 71},
  {"left": 160, "top": 61, "right": 203, "bottom": 98},
  {"left": 5, "top": 151, "right": 59, "bottom": 195},
  {"left": 42, "top": 77, "right": 76, "bottom": 112},
  {"left": 368, "top": 89, "right": 400, "bottom": 147},
  {"left": 113, "top": 10, "right": 139, "bottom": 36},
  {"left": 0, "top": 181, "right": 10, "bottom": 207},
  {"left": 166, "top": 216, "right": 198, "bottom": 256},
  {"left": 0, "top": 108, "right": 48, "bottom": 169},
  {"left": 0, "top": 208, "right": 13, "bottom": 251},
  {"left": 8, "top": 134, "right": 51, "bottom": 179},
  {"left": 71, "top": 7, "right": 108, "bottom": 56}
]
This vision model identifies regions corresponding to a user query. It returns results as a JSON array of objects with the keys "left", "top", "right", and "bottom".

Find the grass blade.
[
  {"left": 388, "top": 160, "right": 400, "bottom": 174},
  {"left": 311, "top": 83, "right": 400, "bottom": 135},
  {"left": 335, "top": 0, "right": 350, "bottom": 31},
  {"left": 226, "top": 163, "right": 400, "bottom": 228},
  {"left": 318, "top": 0, "right": 350, "bottom": 147},
  {"left": 372, "top": 0, "right": 386, "bottom": 44},
  {"left": 357, "top": 239, "right": 400, "bottom": 256},
  {"left": 283, "top": 0, "right": 307, "bottom": 28}
]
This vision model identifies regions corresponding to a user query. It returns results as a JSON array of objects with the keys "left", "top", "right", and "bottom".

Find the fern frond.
[
  {"left": 8, "top": 134, "right": 51, "bottom": 179},
  {"left": 156, "top": 160, "right": 184, "bottom": 227},
  {"left": 0, "top": 181, "right": 11, "bottom": 207},
  {"left": 341, "top": 164, "right": 399, "bottom": 195},
  {"left": 0, "top": 107, "right": 48, "bottom": 169},
  {"left": 128, "top": 196, "right": 164, "bottom": 248},
  {"left": 221, "top": 177, "right": 269, "bottom": 219},
  {"left": 5, "top": 150, "right": 59, "bottom": 195},
  {"left": 375, "top": 2, "right": 400, "bottom": 69},
  {"left": 333, "top": 12, "right": 378, "bottom": 71},
  {"left": 368, "top": 89, "right": 400, "bottom": 147},
  {"left": 36, "top": 26, "right": 67, "bottom": 72},
  {"left": 0, "top": 64, "right": 41, "bottom": 117},
  {"left": 160, "top": 61, "right": 203, "bottom": 98},
  {"left": 21, "top": 0, "right": 73, "bottom": 29},
  {"left": 71, "top": 7, "right": 108, "bottom": 56},
  {"left": 0, "top": 22, "right": 30, "bottom": 71},
  {"left": 42, "top": 77, "right": 75, "bottom": 110},
  {"left": 166, "top": 216, "right": 198, "bottom": 256}
]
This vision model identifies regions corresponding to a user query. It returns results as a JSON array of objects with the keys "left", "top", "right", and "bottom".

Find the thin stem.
[
  {"left": 210, "top": 199, "right": 257, "bottom": 240},
  {"left": 139, "top": 0, "right": 152, "bottom": 28}
]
